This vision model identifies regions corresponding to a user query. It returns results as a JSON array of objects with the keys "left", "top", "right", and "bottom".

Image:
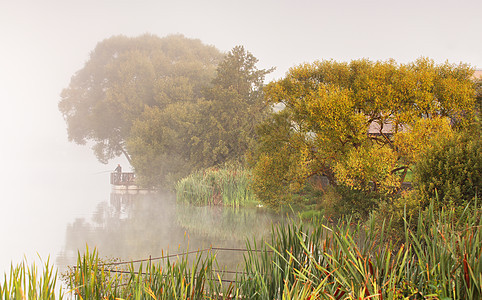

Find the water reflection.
[
  {"left": 57, "top": 190, "right": 284, "bottom": 271},
  {"left": 176, "top": 204, "right": 283, "bottom": 241}
]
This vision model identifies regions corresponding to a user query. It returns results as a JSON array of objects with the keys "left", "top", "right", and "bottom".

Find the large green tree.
[
  {"left": 127, "top": 46, "right": 273, "bottom": 187},
  {"left": 251, "top": 58, "right": 478, "bottom": 204},
  {"left": 190, "top": 46, "right": 274, "bottom": 168},
  {"left": 59, "top": 34, "right": 222, "bottom": 164}
]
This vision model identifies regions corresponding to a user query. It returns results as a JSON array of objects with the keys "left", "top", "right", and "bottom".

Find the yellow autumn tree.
[{"left": 250, "top": 58, "right": 477, "bottom": 205}]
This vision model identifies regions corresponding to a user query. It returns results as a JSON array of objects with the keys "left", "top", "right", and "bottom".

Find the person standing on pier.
[{"left": 114, "top": 164, "right": 122, "bottom": 183}]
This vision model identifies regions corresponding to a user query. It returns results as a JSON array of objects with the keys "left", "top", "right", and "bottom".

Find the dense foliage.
[
  {"left": 59, "top": 34, "right": 272, "bottom": 189},
  {"left": 190, "top": 46, "right": 273, "bottom": 169},
  {"left": 250, "top": 58, "right": 478, "bottom": 206},
  {"left": 128, "top": 46, "right": 272, "bottom": 187},
  {"left": 415, "top": 124, "right": 481, "bottom": 211}
]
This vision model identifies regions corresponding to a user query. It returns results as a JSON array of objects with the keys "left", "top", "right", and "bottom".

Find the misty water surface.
[
  {"left": 56, "top": 190, "right": 284, "bottom": 273},
  {"left": 0, "top": 154, "right": 284, "bottom": 276}
]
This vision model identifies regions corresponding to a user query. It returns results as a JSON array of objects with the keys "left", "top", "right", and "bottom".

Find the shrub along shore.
[{"left": 2, "top": 200, "right": 480, "bottom": 299}]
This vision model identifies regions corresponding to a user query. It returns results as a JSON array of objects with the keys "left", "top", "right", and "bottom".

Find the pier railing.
[{"left": 110, "top": 172, "right": 136, "bottom": 185}]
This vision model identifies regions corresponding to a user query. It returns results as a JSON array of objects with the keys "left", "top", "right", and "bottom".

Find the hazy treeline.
[{"left": 59, "top": 33, "right": 481, "bottom": 217}]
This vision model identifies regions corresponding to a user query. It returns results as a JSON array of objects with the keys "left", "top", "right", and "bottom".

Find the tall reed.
[
  {"left": 176, "top": 165, "right": 258, "bottom": 207},
  {"left": 240, "top": 200, "right": 482, "bottom": 299},
  {"left": 65, "top": 245, "right": 235, "bottom": 299},
  {"left": 0, "top": 257, "right": 62, "bottom": 299}
]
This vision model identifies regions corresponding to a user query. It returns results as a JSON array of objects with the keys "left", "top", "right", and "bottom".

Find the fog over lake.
[
  {"left": 0, "top": 141, "right": 116, "bottom": 274},
  {"left": 0, "top": 144, "right": 283, "bottom": 275},
  {"left": 0, "top": 128, "right": 283, "bottom": 275}
]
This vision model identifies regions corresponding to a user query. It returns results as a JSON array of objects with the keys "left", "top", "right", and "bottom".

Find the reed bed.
[
  {"left": 0, "top": 257, "right": 62, "bottom": 299},
  {"left": 176, "top": 165, "right": 258, "bottom": 207},
  {"left": 63, "top": 246, "right": 237, "bottom": 299},
  {"left": 240, "top": 200, "right": 482, "bottom": 299}
]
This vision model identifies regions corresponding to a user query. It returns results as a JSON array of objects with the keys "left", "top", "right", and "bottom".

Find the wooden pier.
[
  {"left": 110, "top": 172, "right": 156, "bottom": 194},
  {"left": 110, "top": 172, "right": 145, "bottom": 194},
  {"left": 110, "top": 172, "right": 136, "bottom": 186}
]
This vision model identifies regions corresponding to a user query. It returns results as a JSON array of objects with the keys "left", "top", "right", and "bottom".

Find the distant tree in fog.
[
  {"left": 127, "top": 46, "right": 273, "bottom": 187},
  {"left": 191, "top": 46, "right": 274, "bottom": 168},
  {"left": 59, "top": 34, "right": 222, "bottom": 164}
]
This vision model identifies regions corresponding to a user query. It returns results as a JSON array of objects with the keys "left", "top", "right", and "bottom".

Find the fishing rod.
[{"left": 92, "top": 170, "right": 115, "bottom": 175}]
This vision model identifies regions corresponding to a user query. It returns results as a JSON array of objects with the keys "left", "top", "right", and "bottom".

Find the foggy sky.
[{"left": 0, "top": 0, "right": 481, "bottom": 273}]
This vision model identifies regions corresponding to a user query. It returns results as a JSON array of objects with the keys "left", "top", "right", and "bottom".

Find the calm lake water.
[
  {"left": 56, "top": 190, "right": 284, "bottom": 272},
  {"left": 0, "top": 162, "right": 284, "bottom": 276}
]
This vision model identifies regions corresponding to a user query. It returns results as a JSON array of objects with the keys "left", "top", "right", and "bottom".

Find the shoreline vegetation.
[
  {"left": 176, "top": 165, "right": 258, "bottom": 207},
  {"left": 2, "top": 200, "right": 480, "bottom": 299}
]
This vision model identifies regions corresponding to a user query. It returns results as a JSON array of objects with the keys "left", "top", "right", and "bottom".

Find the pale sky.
[{"left": 1, "top": 0, "right": 481, "bottom": 173}]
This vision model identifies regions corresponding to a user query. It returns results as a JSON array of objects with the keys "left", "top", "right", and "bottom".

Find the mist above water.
[
  {"left": 56, "top": 190, "right": 284, "bottom": 272},
  {"left": 0, "top": 139, "right": 284, "bottom": 276}
]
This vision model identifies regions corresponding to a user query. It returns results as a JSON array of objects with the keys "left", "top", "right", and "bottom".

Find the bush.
[
  {"left": 414, "top": 126, "right": 481, "bottom": 211},
  {"left": 305, "top": 184, "right": 383, "bottom": 221},
  {"left": 334, "top": 185, "right": 384, "bottom": 219}
]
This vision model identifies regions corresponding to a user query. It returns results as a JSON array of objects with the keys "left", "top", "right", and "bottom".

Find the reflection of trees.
[
  {"left": 57, "top": 191, "right": 283, "bottom": 271},
  {"left": 174, "top": 205, "right": 287, "bottom": 271},
  {"left": 58, "top": 191, "right": 180, "bottom": 267},
  {"left": 176, "top": 205, "right": 284, "bottom": 241}
]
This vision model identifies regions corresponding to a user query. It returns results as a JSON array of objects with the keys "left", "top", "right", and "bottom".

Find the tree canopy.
[
  {"left": 190, "top": 46, "right": 274, "bottom": 168},
  {"left": 127, "top": 46, "right": 273, "bottom": 187},
  {"left": 59, "top": 34, "right": 222, "bottom": 164},
  {"left": 250, "top": 58, "right": 478, "bottom": 204}
]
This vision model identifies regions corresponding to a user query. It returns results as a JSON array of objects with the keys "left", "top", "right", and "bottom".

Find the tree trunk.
[{"left": 121, "top": 147, "right": 133, "bottom": 166}]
